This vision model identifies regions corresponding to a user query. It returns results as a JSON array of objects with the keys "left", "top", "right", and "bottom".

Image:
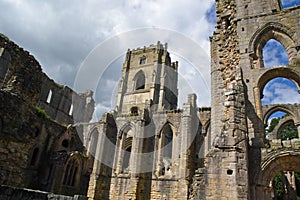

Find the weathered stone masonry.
[{"left": 1, "top": 0, "right": 300, "bottom": 199}]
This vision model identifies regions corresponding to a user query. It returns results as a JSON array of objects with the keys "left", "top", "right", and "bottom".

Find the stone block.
[{"left": 291, "top": 139, "right": 300, "bottom": 149}]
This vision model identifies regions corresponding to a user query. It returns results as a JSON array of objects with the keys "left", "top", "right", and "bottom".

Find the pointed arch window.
[
  {"left": 162, "top": 124, "right": 173, "bottom": 160},
  {"left": 63, "top": 158, "right": 79, "bottom": 187},
  {"left": 140, "top": 56, "right": 146, "bottom": 65},
  {"left": 262, "top": 39, "right": 289, "bottom": 68},
  {"left": 134, "top": 71, "right": 145, "bottom": 90}
]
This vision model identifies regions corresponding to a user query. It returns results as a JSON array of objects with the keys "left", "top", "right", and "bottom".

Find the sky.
[
  {"left": 0, "top": 0, "right": 299, "bottom": 121},
  {"left": 0, "top": 0, "right": 216, "bottom": 120}
]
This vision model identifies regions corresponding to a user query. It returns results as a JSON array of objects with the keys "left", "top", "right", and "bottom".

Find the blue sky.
[
  {"left": 0, "top": 0, "right": 298, "bottom": 121},
  {"left": 281, "top": 0, "right": 300, "bottom": 8},
  {"left": 0, "top": 0, "right": 215, "bottom": 120},
  {"left": 262, "top": 39, "right": 300, "bottom": 122}
]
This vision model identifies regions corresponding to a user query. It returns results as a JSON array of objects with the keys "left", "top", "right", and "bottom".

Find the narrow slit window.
[
  {"left": 69, "top": 104, "right": 73, "bottom": 116},
  {"left": 46, "top": 90, "right": 52, "bottom": 104}
]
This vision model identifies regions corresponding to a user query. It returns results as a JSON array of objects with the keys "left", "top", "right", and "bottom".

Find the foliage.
[
  {"left": 279, "top": 124, "right": 298, "bottom": 140},
  {"left": 273, "top": 171, "right": 300, "bottom": 199},
  {"left": 274, "top": 172, "right": 284, "bottom": 199},
  {"left": 36, "top": 107, "right": 51, "bottom": 120},
  {"left": 265, "top": 114, "right": 298, "bottom": 140},
  {"left": 266, "top": 117, "right": 280, "bottom": 134}
]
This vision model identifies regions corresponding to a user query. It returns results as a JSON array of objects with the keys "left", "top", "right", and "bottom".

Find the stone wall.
[{"left": 0, "top": 33, "right": 95, "bottom": 198}]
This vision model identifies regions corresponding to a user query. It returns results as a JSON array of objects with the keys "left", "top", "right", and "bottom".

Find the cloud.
[
  {"left": 262, "top": 78, "right": 300, "bottom": 105},
  {"left": 262, "top": 39, "right": 289, "bottom": 68},
  {"left": 0, "top": 0, "right": 216, "bottom": 120}
]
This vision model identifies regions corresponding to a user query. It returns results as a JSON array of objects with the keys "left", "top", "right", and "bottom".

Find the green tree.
[
  {"left": 266, "top": 117, "right": 280, "bottom": 134},
  {"left": 265, "top": 115, "right": 298, "bottom": 140},
  {"left": 279, "top": 124, "right": 298, "bottom": 140}
]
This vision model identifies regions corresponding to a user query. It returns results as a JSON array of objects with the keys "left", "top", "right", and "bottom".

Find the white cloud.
[
  {"left": 262, "top": 39, "right": 289, "bottom": 68},
  {"left": 0, "top": 0, "right": 216, "bottom": 120},
  {"left": 262, "top": 78, "right": 300, "bottom": 105}
]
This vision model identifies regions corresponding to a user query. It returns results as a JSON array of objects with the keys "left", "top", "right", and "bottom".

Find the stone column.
[
  {"left": 253, "top": 86, "right": 265, "bottom": 142},
  {"left": 253, "top": 87, "right": 263, "bottom": 120},
  {"left": 87, "top": 124, "right": 109, "bottom": 200}
]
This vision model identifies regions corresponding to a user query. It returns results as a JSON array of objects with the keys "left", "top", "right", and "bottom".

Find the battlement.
[{"left": 130, "top": 41, "right": 168, "bottom": 54}]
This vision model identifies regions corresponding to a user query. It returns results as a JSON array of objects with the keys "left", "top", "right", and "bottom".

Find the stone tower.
[
  {"left": 115, "top": 41, "right": 178, "bottom": 114},
  {"left": 86, "top": 42, "right": 207, "bottom": 200}
]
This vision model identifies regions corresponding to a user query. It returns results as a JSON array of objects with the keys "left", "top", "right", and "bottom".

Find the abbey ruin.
[{"left": 0, "top": 0, "right": 300, "bottom": 199}]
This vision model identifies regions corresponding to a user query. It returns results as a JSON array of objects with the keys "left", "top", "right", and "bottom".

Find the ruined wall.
[
  {"left": 37, "top": 79, "right": 94, "bottom": 125},
  {"left": 207, "top": 0, "right": 249, "bottom": 199},
  {"left": 0, "top": 34, "right": 43, "bottom": 105},
  {"left": 233, "top": 1, "right": 300, "bottom": 199},
  {"left": 0, "top": 34, "right": 95, "bottom": 198},
  {"left": 209, "top": 0, "right": 300, "bottom": 200}
]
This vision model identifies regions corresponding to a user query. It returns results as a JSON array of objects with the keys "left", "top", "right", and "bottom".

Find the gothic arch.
[
  {"left": 62, "top": 153, "right": 83, "bottom": 187},
  {"left": 133, "top": 70, "right": 146, "bottom": 90},
  {"left": 28, "top": 145, "right": 41, "bottom": 167},
  {"left": 118, "top": 122, "right": 135, "bottom": 138},
  {"left": 157, "top": 121, "right": 176, "bottom": 138},
  {"left": 87, "top": 127, "right": 99, "bottom": 156},
  {"left": 263, "top": 105, "right": 296, "bottom": 126},
  {"left": 248, "top": 22, "right": 297, "bottom": 68},
  {"left": 257, "top": 150, "right": 300, "bottom": 186},
  {"left": 256, "top": 67, "right": 300, "bottom": 97},
  {"left": 274, "top": 116, "right": 295, "bottom": 139}
]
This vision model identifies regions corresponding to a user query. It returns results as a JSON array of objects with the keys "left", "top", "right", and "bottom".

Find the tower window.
[
  {"left": 130, "top": 106, "right": 138, "bottom": 116},
  {"left": 140, "top": 56, "right": 146, "bottom": 65},
  {"left": 134, "top": 71, "right": 146, "bottom": 90}
]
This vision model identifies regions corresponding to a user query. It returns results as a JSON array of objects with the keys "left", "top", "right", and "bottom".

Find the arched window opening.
[
  {"left": 262, "top": 39, "right": 289, "bottom": 68},
  {"left": 134, "top": 71, "right": 145, "bottom": 90},
  {"left": 280, "top": 0, "right": 300, "bottom": 9},
  {"left": 272, "top": 171, "right": 300, "bottom": 199},
  {"left": 63, "top": 159, "right": 79, "bottom": 187},
  {"left": 162, "top": 124, "right": 173, "bottom": 160},
  {"left": 30, "top": 147, "right": 39, "bottom": 166},
  {"left": 89, "top": 130, "right": 98, "bottom": 156},
  {"left": 262, "top": 78, "right": 300, "bottom": 106},
  {"left": 265, "top": 111, "right": 298, "bottom": 140},
  {"left": 130, "top": 106, "right": 138, "bottom": 116},
  {"left": 46, "top": 90, "right": 52, "bottom": 104},
  {"left": 140, "top": 56, "right": 146, "bottom": 65}
]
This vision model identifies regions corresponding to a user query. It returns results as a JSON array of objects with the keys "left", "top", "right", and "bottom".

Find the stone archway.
[{"left": 254, "top": 150, "right": 300, "bottom": 200}]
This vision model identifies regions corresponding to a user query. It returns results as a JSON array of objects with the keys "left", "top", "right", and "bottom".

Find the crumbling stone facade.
[
  {"left": 1, "top": 0, "right": 300, "bottom": 199},
  {"left": 0, "top": 33, "right": 95, "bottom": 197}
]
